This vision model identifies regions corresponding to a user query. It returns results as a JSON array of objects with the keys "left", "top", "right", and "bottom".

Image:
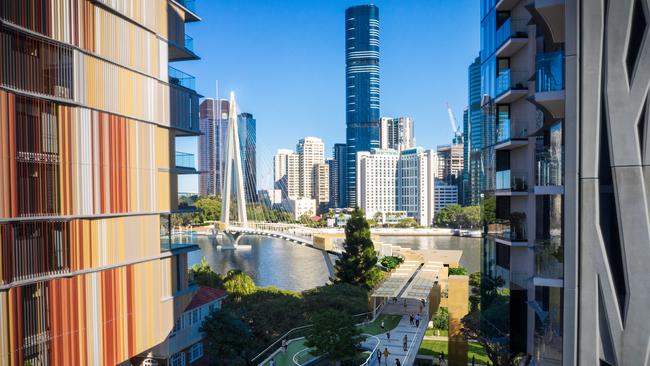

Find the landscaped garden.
[{"left": 418, "top": 340, "right": 489, "bottom": 365}]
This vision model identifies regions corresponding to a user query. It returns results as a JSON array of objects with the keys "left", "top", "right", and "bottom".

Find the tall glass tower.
[{"left": 345, "top": 4, "right": 380, "bottom": 207}]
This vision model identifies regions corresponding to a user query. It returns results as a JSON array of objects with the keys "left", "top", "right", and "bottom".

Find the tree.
[
  {"left": 434, "top": 207, "right": 453, "bottom": 227},
  {"left": 223, "top": 270, "right": 256, "bottom": 299},
  {"left": 396, "top": 217, "right": 418, "bottom": 228},
  {"left": 461, "top": 276, "right": 522, "bottom": 366},
  {"left": 189, "top": 258, "right": 224, "bottom": 288},
  {"left": 448, "top": 266, "right": 468, "bottom": 276},
  {"left": 200, "top": 310, "right": 253, "bottom": 366},
  {"left": 195, "top": 196, "right": 222, "bottom": 223},
  {"left": 468, "top": 272, "right": 481, "bottom": 312},
  {"left": 482, "top": 196, "right": 496, "bottom": 225},
  {"left": 431, "top": 307, "right": 449, "bottom": 333},
  {"left": 461, "top": 205, "right": 481, "bottom": 228},
  {"left": 334, "top": 209, "right": 379, "bottom": 289},
  {"left": 304, "top": 309, "right": 365, "bottom": 365}
]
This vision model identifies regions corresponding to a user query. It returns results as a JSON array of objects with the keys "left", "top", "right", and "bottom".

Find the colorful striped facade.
[{"left": 0, "top": 0, "right": 202, "bottom": 365}]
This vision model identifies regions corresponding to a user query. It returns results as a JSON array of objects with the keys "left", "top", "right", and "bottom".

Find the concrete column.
[{"left": 447, "top": 275, "right": 469, "bottom": 366}]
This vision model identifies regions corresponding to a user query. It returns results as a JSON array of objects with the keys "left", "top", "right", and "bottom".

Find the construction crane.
[{"left": 446, "top": 102, "right": 463, "bottom": 142}]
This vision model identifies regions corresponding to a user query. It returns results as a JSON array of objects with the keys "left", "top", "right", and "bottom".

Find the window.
[
  {"left": 189, "top": 343, "right": 204, "bottom": 363},
  {"left": 170, "top": 352, "right": 186, "bottom": 366}
]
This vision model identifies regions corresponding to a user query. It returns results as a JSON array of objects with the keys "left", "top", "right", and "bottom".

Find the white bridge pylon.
[{"left": 220, "top": 91, "right": 248, "bottom": 227}]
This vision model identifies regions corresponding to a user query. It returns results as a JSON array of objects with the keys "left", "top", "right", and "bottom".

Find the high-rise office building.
[
  {"left": 333, "top": 143, "right": 348, "bottom": 207},
  {"left": 436, "top": 143, "right": 463, "bottom": 183},
  {"left": 468, "top": 56, "right": 482, "bottom": 205},
  {"left": 327, "top": 158, "right": 339, "bottom": 209},
  {"left": 434, "top": 180, "right": 459, "bottom": 214},
  {"left": 460, "top": 108, "right": 471, "bottom": 205},
  {"left": 345, "top": 4, "right": 381, "bottom": 207},
  {"left": 379, "top": 117, "right": 415, "bottom": 151},
  {"left": 0, "top": 1, "right": 201, "bottom": 364},
  {"left": 238, "top": 112, "right": 257, "bottom": 202},
  {"left": 297, "top": 137, "right": 325, "bottom": 199},
  {"left": 198, "top": 98, "right": 230, "bottom": 197}
]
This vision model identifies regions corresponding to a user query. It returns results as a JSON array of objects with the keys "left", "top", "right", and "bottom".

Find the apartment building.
[
  {"left": 357, "top": 148, "right": 435, "bottom": 226},
  {"left": 273, "top": 148, "right": 299, "bottom": 199},
  {"left": 379, "top": 117, "right": 415, "bottom": 151},
  {"left": 0, "top": 1, "right": 202, "bottom": 364},
  {"left": 313, "top": 163, "right": 330, "bottom": 212},
  {"left": 434, "top": 180, "right": 459, "bottom": 214}
]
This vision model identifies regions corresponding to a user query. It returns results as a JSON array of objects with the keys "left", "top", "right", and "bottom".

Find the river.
[{"left": 187, "top": 234, "right": 481, "bottom": 292}]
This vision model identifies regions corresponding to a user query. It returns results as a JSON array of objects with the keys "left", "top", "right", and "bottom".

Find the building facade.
[
  {"left": 198, "top": 98, "right": 229, "bottom": 197},
  {"left": 436, "top": 143, "right": 464, "bottom": 184},
  {"left": 345, "top": 4, "right": 381, "bottom": 207},
  {"left": 379, "top": 117, "right": 415, "bottom": 151},
  {"left": 479, "top": 0, "right": 567, "bottom": 364},
  {"left": 333, "top": 143, "right": 347, "bottom": 208},
  {"left": 297, "top": 137, "right": 325, "bottom": 200},
  {"left": 356, "top": 149, "right": 399, "bottom": 220},
  {"left": 313, "top": 163, "right": 330, "bottom": 212},
  {"left": 238, "top": 112, "right": 257, "bottom": 202},
  {"left": 357, "top": 148, "right": 435, "bottom": 226},
  {"left": 397, "top": 148, "right": 436, "bottom": 226},
  {"left": 434, "top": 180, "right": 459, "bottom": 214},
  {"left": 0, "top": 1, "right": 202, "bottom": 364},
  {"left": 467, "top": 56, "right": 483, "bottom": 205}
]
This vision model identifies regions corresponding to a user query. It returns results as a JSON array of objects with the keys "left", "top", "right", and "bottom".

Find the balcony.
[
  {"left": 496, "top": 119, "right": 528, "bottom": 150},
  {"left": 495, "top": 69, "right": 529, "bottom": 104},
  {"left": 532, "top": 51, "right": 565, "bottom": 118},
  {"left": 175, "top": 151, "right": 198, "bottom": 174},
  {"left": 487, "top": 215, "right": 528, "bottom": 245},
  {"left": 169, "top": 66, "right": 196, "bottom": 91},
  {"left": 496, "top": 170, "right": 528, "bottom": 195},
  {"left": 534, "top": 237, "right": 563, "bottom": 280},
  {"left": 169, "top": 33, "right": 199, "bottom": 61},
  {"left": 169, "top": 66, "right": 200, "bottom": 134},
  {"left": 171, "top": 0, "right": 200, "bottom": 22},
  {"left": 535, "top": 151, "right": 564, "bottom": 194},
  {"left": 495, "top": 18, "right": 528, "bottom": 57}
]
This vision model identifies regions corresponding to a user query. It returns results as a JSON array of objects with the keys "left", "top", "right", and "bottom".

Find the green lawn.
[
  {"left": 418, "top": 340, "right": 490, "bottom": 365},
  {"left": 358, "top": 314, "right": 402, "bottom": 335},
  {"left": 425, "top": 328, "right": 449, "bottom": 337}
]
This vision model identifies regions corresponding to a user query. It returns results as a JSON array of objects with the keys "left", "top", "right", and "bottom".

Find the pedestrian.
[
  {"left": 439, "top": 351, "right": 445, "bottom": 365},
  {"left": 383, "top": 348, "right": 391, "bottom": 366},
  {"left": 381, "top": 319, "right": 385, "bottom": 331},
  {"left": 395, "top": 358, "right": 401, "bottom": 366},
  {"left": 282, "top": 338, "right": 288, "bottom": 352},
  {"left": 403, "top": 334, "right": 408, "bottom": 351},
  {"left": 403, "top": 299, "right": 407, "bottom": 309},
  {"left": 377, "top": 349, "right": 382, "bottom": 364},
  {"left": 415, "top": 313, "right": 421, "bottom": 328},
  {"left": 409, "top": 314, "right": 414, "bottom": 325},
  {"left": 387, "top": 330, "right": 391, "bottom": 341},
  {"left": 269, "top": 358, "right": 276, "bottom": 366}
]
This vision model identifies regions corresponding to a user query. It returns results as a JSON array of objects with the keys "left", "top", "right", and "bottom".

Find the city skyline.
[{"left": 177, "top": 0, "right": 479, "bottom": 193}]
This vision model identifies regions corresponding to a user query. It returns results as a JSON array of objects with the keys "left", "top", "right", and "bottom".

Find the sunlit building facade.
[
  {"left": 345, "top": 4, "right": 381, "bottom": 207},
  {"left": 0, "top": 0, "right": 201, "bottom": 364}
]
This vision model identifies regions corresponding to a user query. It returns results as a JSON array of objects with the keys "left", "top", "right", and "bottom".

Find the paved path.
[{"left": 369, "top": 300, "right": 428, "bottom": 366}]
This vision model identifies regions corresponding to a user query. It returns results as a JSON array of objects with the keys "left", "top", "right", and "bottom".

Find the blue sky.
[{"left": 176, "top": 0, "right": 479, "bottom": 193}]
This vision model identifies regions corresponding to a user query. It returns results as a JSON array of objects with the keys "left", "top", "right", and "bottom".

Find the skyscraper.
[
  {"left": 313, "top": 163, "right": 330, "bottom": 212},
  {"left": 326, "top": 157, "right": 339, "bottom": 208},
  {"left": 0, "top": 1, "right": 201, "bottom": 364},
  {"left": 199, "top": 98, "right": 230, "bottom": 197},
  {"left": 379, "top": 117, "right": 415, "bottom": 151},
  {"left": 334, "top": 143, "right": 348, "bottom": 207},
  {"left": 345, "top": 4, "right": 381, "bottom": 207},
  {"left": 467, "top": 56, "right": 482, "bottom": 205},
  {"left": 238, "top": 112, "right": 257, "bottom": 202}
]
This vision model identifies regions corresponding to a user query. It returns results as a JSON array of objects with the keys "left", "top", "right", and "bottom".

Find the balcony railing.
[
  {"left": 496, "top": 170, "right": 528, "bottom": 192},
  {"left": 510, "top": 271, "right": 530, "bottom": 289},
  {"left": 496, "top": 69, "right": 528, "bottom": 97},
  {"left": 487, "top": 216, "right": 527, "bottom": 242},
  {"left": 536, "top": 151, "right": 563, "bottom": 186},
  {"left": 535, "top": 237, "right": 563, "bottom": 279},
  {"left": 496, "top": 18, "right": 528, "bottom": 48},
  {"left": 536, "top": 51, "right": 565, "bottom": 92},
  {"left": 175, "top": 151, "right": 195, "bottom": 169},
  {"left": 184, "top": 34, "right": 194, "bottom": 52},
  {"left": 168, "top": 66, "right": 196, "bottom": 91},
  {"left": 497, "top": 119, "right": 528, "bottom": 143}
]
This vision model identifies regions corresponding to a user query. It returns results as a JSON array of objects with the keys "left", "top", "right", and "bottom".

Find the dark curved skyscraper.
[{"left": 345, "top": 4, "right": 380, "bottom": 207}]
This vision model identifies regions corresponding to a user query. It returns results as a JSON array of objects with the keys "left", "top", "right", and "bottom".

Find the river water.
[{"left": 187, "top": 235, "right": 481, "bottom": 292}]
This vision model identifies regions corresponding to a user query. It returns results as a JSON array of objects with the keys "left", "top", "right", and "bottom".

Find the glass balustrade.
[{"left": 536, "top": 51, "right": 565, "bottom": 92}]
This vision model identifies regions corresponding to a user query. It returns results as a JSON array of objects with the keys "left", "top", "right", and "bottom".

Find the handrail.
[
  {"left": 360, "top": 334, "right": 381, "bottom": 366},
  {"left": 402, "top": 306, "right": 429, "bottom": 365}
]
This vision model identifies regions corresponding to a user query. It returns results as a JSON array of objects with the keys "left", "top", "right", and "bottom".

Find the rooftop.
[{"left": 186, "top": 286, "right": 228, "bottom": 311}]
